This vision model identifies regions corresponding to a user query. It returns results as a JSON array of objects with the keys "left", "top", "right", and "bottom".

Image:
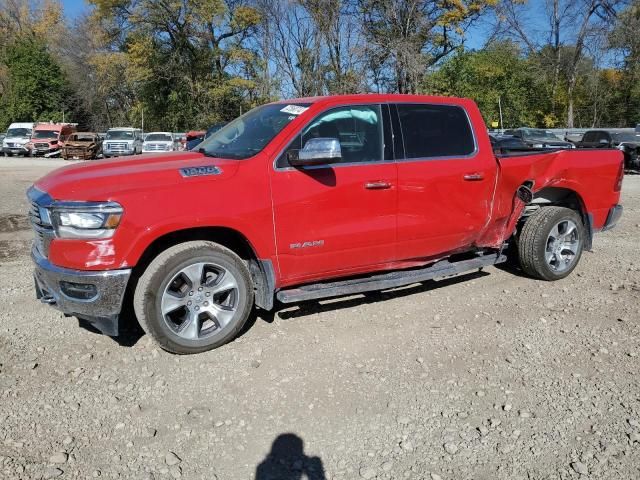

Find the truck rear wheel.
[
  {"left": 517, "top": 206, "right": 584, "bottom": 281},
  {"left": 133, "top": 241, "right": 254, "bottom": 354}
]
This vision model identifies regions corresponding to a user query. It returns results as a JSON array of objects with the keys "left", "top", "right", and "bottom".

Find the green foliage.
[
  {"left": 0, "top": 36, "right": 71, "bottom": 129},
  {"left": 84, "top": 0, "right": 268, "bottom": 131},
  {"left": 423, "top": 42, "right": 547, "bottom": 128}
]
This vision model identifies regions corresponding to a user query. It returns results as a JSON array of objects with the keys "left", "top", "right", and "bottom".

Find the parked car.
[
  {"left": 102, "top": 128, "right": 143, "bottom": 157},
  {"left": 185, "top": 130, "right": 206, "bottom": 151},
  {"left": 62, "top": 132, "right": 103, "bottom": 160},
  {"left": 29, "top": 123, "right": 77, "bottom": 157},
  {"left": 2, "top": 122, "right": 34, "bottom": 157},
  {"left": 489, "top": 134, "right": 530, "bottom": 154},
  {"left": 142, "top": 132, "right": 176, "bottom": 153},
  {"left": 576, "top": 130, "right": 640, "bottom": 171},
  {"left": 28, "top": 94, "right": 623, "bottom": 354},
  {"left": 503, "top": 128, "right": 575, "bottom": 149}
]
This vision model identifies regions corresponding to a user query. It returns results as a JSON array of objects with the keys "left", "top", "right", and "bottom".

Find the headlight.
[{"left": 50, "top": 202, "right": 123, "bottom": 239}]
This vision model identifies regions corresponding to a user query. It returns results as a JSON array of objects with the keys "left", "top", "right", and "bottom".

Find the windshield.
[
  {"left": 71, "top": 134, "right": 96, "bottom": 141},
  {"left": 197, "top": 103, "right": 311, "bottom": 159},
  {"left": 145, "top": 133, "right": 172, "bottom": 142},
  {"left": 522, "top": 129, "right": 562, "bottom": 141},
  {"left": 7, "top": 128, "right": 31, "bottom": 138},
  {"left": 33, "top": 130, "right": 59, "bottom": 139},
  {"left": 612, "top": 132, "right": 640, "bottom": 143},
  {"left": 106, "top": 130, "right": 134, "bottom": 140}
]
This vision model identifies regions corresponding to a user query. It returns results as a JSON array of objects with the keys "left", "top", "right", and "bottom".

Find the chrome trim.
[
  {"left": 47, "top": 200, "right": 122, "bottom": 213},
  {"left": 602, "top": 205, "right": 623, "bottom": 231},
  {"left": 32, "top": 245, "right": 131, "bottom": 317}
]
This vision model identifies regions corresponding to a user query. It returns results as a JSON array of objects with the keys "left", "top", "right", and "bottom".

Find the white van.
[
  {"left": 142, "top": 132, "right": 175, "bottom": 152},
  {"left": 2, "top": 122, "right": 35, "bottom": 157},
  {"left": 102, "top": 127, "right": 143, "bottom": 158}
]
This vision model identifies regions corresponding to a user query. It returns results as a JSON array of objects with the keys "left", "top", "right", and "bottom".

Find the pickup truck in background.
[
  {"left": 503, "top": 128, "right": 575, "bottom": 149},
  {"left": 28, "top": 94, "right": 624, "bottom": 354},
  {"left": 29, "top": 123, "right": 77, "bottom": 157},
  {"left": 575, "top": 130, "right": 640, "bottom": 171}
]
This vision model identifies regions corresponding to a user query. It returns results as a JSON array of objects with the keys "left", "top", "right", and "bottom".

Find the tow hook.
[{"left": 39, "top": 294, "right": 56, "bottom": 305}]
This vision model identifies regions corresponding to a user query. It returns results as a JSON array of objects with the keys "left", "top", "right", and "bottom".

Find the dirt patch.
[
  {"left": 0, "top": 214, "right": 30, "bottom": 233},
  {"left": 0, "top": 239, "right": 31, "bottom": 262}
]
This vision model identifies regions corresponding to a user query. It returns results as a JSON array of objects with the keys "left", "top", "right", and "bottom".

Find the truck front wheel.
[
  {"left": 517, "top": 206, "right": 585, "bottom": 281},
  {"left": 133, "top": 241, "right": 254, "bottom": 354}
]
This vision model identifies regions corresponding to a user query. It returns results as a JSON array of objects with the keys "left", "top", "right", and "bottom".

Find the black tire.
[
  {"left": 517, "top": 206, "right": 584, "bottom": 281},
  {"left": 133, "top": 241, "right": 254, "bottom": 354}
]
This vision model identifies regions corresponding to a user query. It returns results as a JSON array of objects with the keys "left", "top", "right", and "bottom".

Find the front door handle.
[
  {"left": 364, "top": 181, "right": 392, "bottom": 190},
  {"left": 463, "top": 173, "right": 485, "bottom": 181}
]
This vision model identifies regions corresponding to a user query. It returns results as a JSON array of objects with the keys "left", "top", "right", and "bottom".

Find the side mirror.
[{"left": 289, "top": 137, "right": 341, "bottom": 167}]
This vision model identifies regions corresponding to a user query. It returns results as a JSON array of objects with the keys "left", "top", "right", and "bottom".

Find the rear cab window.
[{"left": 395, "top": 103, "right": 476, "bottom": 159}]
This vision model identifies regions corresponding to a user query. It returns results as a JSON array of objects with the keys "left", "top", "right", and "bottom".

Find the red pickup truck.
[{"left": 28, "top": 94, "right": 624, "bottom": 354}]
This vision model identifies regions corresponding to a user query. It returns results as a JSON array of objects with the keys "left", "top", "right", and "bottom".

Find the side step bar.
[{"left": 276, "top": 252, "right": 507, "bottom": 304}]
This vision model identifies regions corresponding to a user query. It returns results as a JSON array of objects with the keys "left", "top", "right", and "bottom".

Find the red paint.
[{"left": 35, "top": 94, "right": 623, "bottom": 288}]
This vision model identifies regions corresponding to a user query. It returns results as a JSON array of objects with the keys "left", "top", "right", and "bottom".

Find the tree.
[
  {"left": 492, "top": 0, "right": 625, "bottom": 127},
  {"left": 357, "top": 0, "right": 497, "bottom": 94},
  {"left": 0, "top": 35, "right": 72, "bottom": 129},
  {"left": 423, "top": 42, "right": 548, "bottom": 127},
  {"left": 87, "top": 0, "right": 266, "bottom": 130},
  {"left": 609, "top": 0, "right": 640, "bottom": 126}
]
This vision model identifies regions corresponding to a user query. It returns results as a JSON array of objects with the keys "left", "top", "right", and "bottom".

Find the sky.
[
  {"left": 61, "top": 0, "right": 89, "bottom": 18},
  {"left": 56, "top": 0, "right": 558, "bottom": 54}
]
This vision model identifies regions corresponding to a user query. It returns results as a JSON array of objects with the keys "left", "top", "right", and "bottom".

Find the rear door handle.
[
  {"left": 463, "top": 173, "right": 485, "bottom": 181},
  {"left": 364, "top": 181, "right": 392, "bottom": 190}
]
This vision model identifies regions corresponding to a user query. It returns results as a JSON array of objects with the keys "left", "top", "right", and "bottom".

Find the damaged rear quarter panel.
[{"left": 477, "top": 149, "right": 624, "bottom": 248}]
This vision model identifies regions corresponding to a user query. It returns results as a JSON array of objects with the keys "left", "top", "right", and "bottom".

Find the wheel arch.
[
  {"left": 527, "top": 186, "right": 593, "bottom": 250},
  {"left": 130, "top": 226, "right": 275, "bottom": 311}
]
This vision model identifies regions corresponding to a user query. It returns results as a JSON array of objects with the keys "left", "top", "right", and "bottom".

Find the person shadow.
[{"left": 255, "top": 433, "right": 326, "bottom": 480}]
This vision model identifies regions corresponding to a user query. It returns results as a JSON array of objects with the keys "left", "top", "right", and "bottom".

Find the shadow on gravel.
[
  {"left": 77, "top": 312, "right": 145, "bottom": 347},
  {"left": 255, "top": 433, "right": 326, "bottom": 480},
  {"left": 270, "top": 269, "right": 490, "bottom": 321}
]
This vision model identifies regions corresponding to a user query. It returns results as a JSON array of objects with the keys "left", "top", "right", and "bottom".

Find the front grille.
[
  {"left": 65, "top": 147, "right": 89, "bottom": 155},
  {"left": 34, "top": 143, "right": 49, "bottom": 149},
  {"left": 106, "top": 142, "right": 129, "bottom": 152},
  {"left": 144, "top": 143, "right": 169, "bottom": 151},
  {"left": 29, "top": 201, "right": 54, "bottom": 258}
]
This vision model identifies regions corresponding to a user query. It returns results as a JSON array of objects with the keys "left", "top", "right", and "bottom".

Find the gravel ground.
[{"left": 0, "top": 158, "right": 639, "bottom": 480}]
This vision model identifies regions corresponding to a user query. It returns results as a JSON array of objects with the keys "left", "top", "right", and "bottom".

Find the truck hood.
[
  {"left": 4, "top": 136, "right": 30, "bottom": 145},
  {"left": 35, "top": 152, "right": 240, "bottom": 201}
]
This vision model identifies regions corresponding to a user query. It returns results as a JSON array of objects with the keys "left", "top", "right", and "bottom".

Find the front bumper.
[
  {"left": 602, "top": 205, "right": 623, "bottom": 231},
  {"left": 32, "top": 246, "right": 131, "bottom": 335},
  {"left": 2, "top": 145, "right": 29, "bottom": 154}
]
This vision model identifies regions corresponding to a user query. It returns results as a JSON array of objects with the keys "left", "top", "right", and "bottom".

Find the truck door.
[
  {"left": 394, "top": 103, "right": 497, "bottom": 260},
  {"left": 270, "top": 104, "right": 397, "bottom": 284}
]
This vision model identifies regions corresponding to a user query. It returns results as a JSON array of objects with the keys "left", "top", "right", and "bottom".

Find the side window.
[
  {"left": 582, "top": 132, "right": 596, "bottom": 143},
  {"left": 301, "top": 105, "right": 383, "bottom": 164},
  {"left": 396, "top": 104, "right": 475, "bottom": 159}
]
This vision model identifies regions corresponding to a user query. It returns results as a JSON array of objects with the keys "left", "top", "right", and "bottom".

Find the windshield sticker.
[{"left": 280, "top": 105, "right": 309, "bottom": 115}]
